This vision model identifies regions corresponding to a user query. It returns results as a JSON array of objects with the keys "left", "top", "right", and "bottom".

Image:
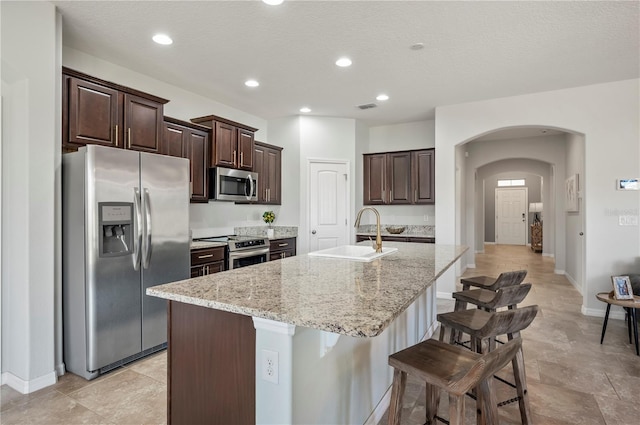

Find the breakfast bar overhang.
[{"left": 148, "top": 242, "right": 467, "bottom": 424}]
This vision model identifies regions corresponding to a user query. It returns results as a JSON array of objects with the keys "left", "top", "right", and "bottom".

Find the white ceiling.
[{"left": 53, "top": 0, "right": 639, "bottom": 127}]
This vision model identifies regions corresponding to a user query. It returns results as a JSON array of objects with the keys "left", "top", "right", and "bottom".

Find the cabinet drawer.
[
  {"left": 191, "top": 247, "right": 225, "bottom": 266},
  {"left": 269, "top": 238, "right": 296, "bottom": 252}
]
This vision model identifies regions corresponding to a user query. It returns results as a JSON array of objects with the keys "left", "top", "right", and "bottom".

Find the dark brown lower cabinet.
[
  {"left": 167, "top": 301, "right": 255, "bottom": 425},
  {"left": 190, "top": 246, "right": 225, "bottom": 277},
  {"left": 269, "top": 237, "right": 296, "bottom": 261},
  {"left": 356, "top": 235, "right": 435, "bottom": 243}
]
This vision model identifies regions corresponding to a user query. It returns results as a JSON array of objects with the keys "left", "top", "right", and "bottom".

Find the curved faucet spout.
[{"left": 354, "top": 207, "right": 383, "bottom": 253}]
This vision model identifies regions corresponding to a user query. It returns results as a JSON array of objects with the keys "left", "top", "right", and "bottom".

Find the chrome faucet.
[{"left": 354, "top": 207, "right": 383, "bottom": 253}]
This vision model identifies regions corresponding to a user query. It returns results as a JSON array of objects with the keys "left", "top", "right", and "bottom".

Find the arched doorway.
[{"left": 459, "top": 126, "right": 586, "bottom": 296}]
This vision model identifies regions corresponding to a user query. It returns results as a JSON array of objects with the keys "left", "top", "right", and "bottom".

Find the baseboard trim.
[
  {"left": 364, "top": 318, "right": 439, "bottom": 425},
  {"left": 2, "top": 370, "right": 57, "bottom": 394},
  {"left": 582, "top": 305, "right": 626, "bottom": 321},
  {"left": 437, "top": 291, "right": 453, "bottom": 300}
]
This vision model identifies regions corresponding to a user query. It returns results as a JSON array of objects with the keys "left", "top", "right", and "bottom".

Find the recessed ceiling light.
[
  {"left": 263, "top": 0, "right": 284, "bottom": 5},
  {"left": 245, "top": 79, "right": 260, "bottom": 88},
  {"left": 152, "top": 34, "right": 173, "bottom": 45},
  {"left": 376, "top": 94, "right": 389, "bottom": 101},
  {"left": 410, "top": 43, "right": 424, "bottom": 50},
  {"left": 335, "top": 57, "right": 352, "bottom": 67},
  {"left": 300, "top": 107, "right": 311, "bottom": 113}
]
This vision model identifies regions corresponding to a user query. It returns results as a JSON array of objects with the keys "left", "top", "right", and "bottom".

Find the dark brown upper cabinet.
[
  {"left": 363, "top": 148, "right": 435, "bottom": 205},
  {"left": 163, "top": 117, "right": 210, "bottom": 203},
  {"left": 363, "top": 153, "right": 387, "bottom": 205},
  {"left": 190, "top": 115, "right": 257, "bottom": 171},
  {"left": 62, "top": 67, "right": 167, "bottom": 154},
  {"left": 411, "top": 149, "right": 435, "bottom": 204},
  {"left": 254, "top": 141, "right": 282, "bottom": 205}
]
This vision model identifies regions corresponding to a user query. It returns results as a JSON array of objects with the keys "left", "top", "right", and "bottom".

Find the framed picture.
[
  {"left": 617, "top": 178, "right": 639, "bottom": 191},
  {"left": 611, "top": 275, "right": 634, "bottom": 300},
  {"left": 565, "top": 174, "right": 579, "bottom": 212}
]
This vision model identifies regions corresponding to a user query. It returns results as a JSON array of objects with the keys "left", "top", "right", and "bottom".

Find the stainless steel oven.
[{"left": 228, "top": 236, "right": 269, "bottom": 270}]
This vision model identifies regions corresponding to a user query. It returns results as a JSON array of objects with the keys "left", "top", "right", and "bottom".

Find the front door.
[
  {"left": 495, "top": 187, "right": 527, "bottom": 245},
  {"left": 309, "top": 161, "right": 349, "bottom": 252}
]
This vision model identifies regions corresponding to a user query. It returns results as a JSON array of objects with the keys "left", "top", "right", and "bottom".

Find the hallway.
[{"left": 380, "top": 244, "right": 640, "bottom": 424}]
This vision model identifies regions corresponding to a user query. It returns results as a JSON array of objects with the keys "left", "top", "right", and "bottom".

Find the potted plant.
[{"left": 263, "top": 210, "right": 275, "bottom": 238}]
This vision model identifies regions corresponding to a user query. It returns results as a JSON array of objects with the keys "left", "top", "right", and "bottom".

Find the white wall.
[
  {"left": 565, "top": 133, "right": 586, "bottom": 290},
  {"left": 436, "top": 79, "right": 640, "bottom": 313},
  {"left": 1, "top": 1, "right": 58, "bottom": 392}
]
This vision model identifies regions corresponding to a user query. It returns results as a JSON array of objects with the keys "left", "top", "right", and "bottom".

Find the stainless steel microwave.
[{"left": 209, "top": 167, "right": 258, "bottom": 202}]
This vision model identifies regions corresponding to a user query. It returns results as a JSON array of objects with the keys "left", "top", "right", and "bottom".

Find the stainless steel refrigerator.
[{"left": 63, "top": 145, "right": 189, "bottom": 380}]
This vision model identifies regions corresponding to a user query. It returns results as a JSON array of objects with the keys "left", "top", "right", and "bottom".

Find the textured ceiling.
[{"left": 53, "top": 0, "right": 639, "bottom": 127}]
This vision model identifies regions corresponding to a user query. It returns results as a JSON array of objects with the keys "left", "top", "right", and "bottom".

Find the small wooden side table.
[{"left": 596, "top": 292, "right": 639, "bottom": 356}]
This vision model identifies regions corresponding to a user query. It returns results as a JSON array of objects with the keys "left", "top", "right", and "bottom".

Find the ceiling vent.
[{"left": 357, "top": 103, "right": 377, "bottom": 110}]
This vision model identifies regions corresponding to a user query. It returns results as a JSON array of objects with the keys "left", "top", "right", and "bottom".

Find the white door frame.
[
  {"left": 307, "top": 158, "right": 350, "bottom": 253},
  {"left": 495, "top": 187, "right": 528, "bottom": 245}
]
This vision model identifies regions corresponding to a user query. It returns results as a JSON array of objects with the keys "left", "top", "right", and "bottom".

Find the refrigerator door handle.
[
  {"left": 133, "top": 187, "right": 143, "bottom": 270},
  {"left": 142, "top": 188, "right": 153, "bottom": 269}
]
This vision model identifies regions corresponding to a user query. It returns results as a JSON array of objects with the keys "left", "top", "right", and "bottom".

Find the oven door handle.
[{"left": 228, "top": 247, "right": 270, "bottom": 259}]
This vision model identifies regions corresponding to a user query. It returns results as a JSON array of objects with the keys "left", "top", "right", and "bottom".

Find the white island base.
[{"left": 253, "top": 284, "right": 437, "bottom": 425}]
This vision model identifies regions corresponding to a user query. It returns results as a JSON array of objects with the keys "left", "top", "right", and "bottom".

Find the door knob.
[
  {"left": 579, "top": 232, "right": 584, "bottom": 236},
  {"left": 312, "top": 230, "right": 317, "bottom": 234}
]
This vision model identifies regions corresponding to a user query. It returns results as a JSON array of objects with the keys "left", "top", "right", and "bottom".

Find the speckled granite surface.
[
  {"left": 235, "top": 225, "right": 298, "bottom": 239},
  {"left": 356, "top": 224, "right": 435, "bottom": 238},
  {"left": 148, "top": 242, "right": 467, "bottom": 338},
  {"left": 190, "top": 240, "right": 227, "bottom": 250}
]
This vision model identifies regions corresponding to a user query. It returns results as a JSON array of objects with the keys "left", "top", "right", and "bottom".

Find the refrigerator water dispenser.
[{"left": 99, "top": 202, "right": 133, "bottom": 256}]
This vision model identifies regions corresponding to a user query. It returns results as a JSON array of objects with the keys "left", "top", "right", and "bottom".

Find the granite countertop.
[
  {"left": 148, "top": 242, "right": 467, "bottom": 338},
  {"left": 190, "top": 241, "right": 228, "bottom": 250}
]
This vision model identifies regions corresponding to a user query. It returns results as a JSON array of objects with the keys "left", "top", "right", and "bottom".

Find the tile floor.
[{"left": 1, "top": 244, "right": 639, "bottom": 424}]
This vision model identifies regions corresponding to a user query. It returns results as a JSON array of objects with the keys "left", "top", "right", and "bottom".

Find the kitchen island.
[{"left": 148, "top": 242, "right": 467, "bottom": 425}]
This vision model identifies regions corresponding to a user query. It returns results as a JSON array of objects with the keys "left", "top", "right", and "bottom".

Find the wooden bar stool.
[
  {"left": 460, "top": 270, "right": 528, "bottom": 292},
  {"left": 437, "top": 305, "right": 538, "bottom": 424},
  {"left": 388, "top": 337, "right": 523, "bottom": 425},
  {"left": 450, "top": 283, "right": 532, "bottom": 346}
]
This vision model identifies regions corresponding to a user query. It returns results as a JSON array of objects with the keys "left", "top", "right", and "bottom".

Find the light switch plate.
[{"left": 619, "top": 215, "right": 639, "bottom": 226}]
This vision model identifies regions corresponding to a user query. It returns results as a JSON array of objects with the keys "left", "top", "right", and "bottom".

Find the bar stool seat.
[
  {"left": 388, "top": 338, "right": 523, "bottom": 425},
  {"left": 460, "top": 270, "right": 528, "bottom": 291}
]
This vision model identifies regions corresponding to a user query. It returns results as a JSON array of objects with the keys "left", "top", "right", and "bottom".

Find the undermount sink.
[{"left": 308, "top": 245, "right": 398, "bottom": 262}]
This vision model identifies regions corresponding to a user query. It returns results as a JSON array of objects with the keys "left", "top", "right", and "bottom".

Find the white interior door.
[
  {"left": 309, "top": 161, "right": 349, "bottom": 252},
  {"left": 495, "top": 188, "right": 527, "bottom": 245}
]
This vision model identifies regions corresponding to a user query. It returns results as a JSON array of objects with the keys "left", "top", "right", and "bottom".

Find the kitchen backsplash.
[{"left": 356, "top": 224, "right": 435, "bottom": 237}]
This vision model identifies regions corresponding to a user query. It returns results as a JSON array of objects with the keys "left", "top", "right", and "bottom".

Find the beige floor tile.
[
  {"left": 125, "top": 351, "right": 168, "bottom": 384},
  {"left": 69, "top": 369, "right": 166, "bottom": 425},
  {"left": 0, "top": 383, "right": 58, "bottom": 413},
  {"left": 594, "top": 393, "right": 640, "bottom": 425},
  {"left": 0, "top": 390, "right": 110, "bottom": 424}
]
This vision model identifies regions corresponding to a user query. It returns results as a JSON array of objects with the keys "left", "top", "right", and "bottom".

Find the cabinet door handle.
[
  {"left": 278, "top": 243, "right": 288, "bottom": 247},
  {"left": 233, "top": 150, "right": 237, "bottom": 167},
  {"left": 115, "top": 125, "right": 119, "bottom": 147},
  {"left": 240, "top": 152, "right": 244, "bottom": 167},
  {"left": 390, "top": 189, "right": 393, "bottom": 202},
  {"left": 198, "top": 254, "right": 214, "bottom": 259},
  {"left": 281, "top": 253, "right": 285, "bottom": 259},
  {"left": 267, "top": 188, "right": 270, "bottom": 202},
  {"left": 206, "top": 265, "right": 210, "bottom": 275},
  {"left": 414, "top": 190, "right": 417, "bottom": 203},
  {"left": 127, "top": 128, "right": 132, "bottom": 149}
]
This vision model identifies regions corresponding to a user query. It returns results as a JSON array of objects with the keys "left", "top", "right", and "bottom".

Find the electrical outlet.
[
  {"left": 423, "top": 214, "right": 429, "bottom": 222},
  {"left": 261, "top": 349, "right": 279, "bottom": 384}
]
